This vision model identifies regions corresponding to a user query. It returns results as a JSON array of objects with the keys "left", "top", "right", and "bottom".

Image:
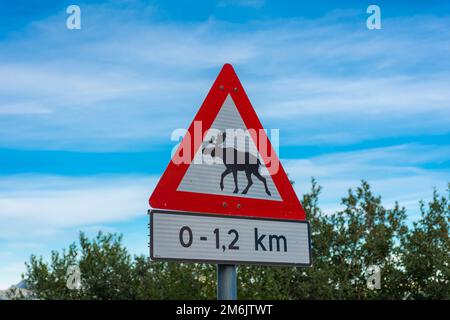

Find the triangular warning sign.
[{"left": 149, "top": 64, "right": 306, "bottom": 221}]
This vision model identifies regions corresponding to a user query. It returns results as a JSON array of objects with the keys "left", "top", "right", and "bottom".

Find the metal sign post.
[{"left": 217, "top": 264, "right": 237, "bottom": 300}]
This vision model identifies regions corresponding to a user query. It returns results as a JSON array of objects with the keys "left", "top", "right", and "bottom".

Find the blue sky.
[{"left": 1, "top": 0, "right": 450, "bottom": 288}]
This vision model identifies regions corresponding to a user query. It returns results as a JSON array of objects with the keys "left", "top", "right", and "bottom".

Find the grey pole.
[{"left": 217, "top": 264, "right": 237, "bottom": 300}]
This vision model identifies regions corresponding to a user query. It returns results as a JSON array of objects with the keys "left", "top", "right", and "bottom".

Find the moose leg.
[
  {"left": 220, "top": 168, "right": 231, "bottom": 191},
  {"left": 242, "top": 170, "right": 253, "bottom": 194},
  {"left": 253, "top": 170, "right": 271, "bottom": 196},
  {"left": 232, "top": 170, "right": 239, "bottom": 193}
]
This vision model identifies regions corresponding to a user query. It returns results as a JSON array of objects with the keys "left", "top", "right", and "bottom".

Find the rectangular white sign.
[{"left": 150, "top": 210, "right": 311, "bottom": 267}]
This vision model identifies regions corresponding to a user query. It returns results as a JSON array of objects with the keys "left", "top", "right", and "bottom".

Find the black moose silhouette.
[{"left": 202, "top": 132, "right": 271, "bottom": 196}]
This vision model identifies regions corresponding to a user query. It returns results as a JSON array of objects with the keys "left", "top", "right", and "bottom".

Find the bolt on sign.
[{"left": 149, "top": 64, "right": 311, "bottom": 267}]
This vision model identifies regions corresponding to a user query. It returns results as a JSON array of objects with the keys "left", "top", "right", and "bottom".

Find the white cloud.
[
  {"left": 0, "top": 175, "right": 157, "bottom": 240},
  {"left": 0, "top": 174, "right": 155, "bottom": 289},
  {"left": 0, "top": 263, "right": 25, "bottom": 290},
  {"left": 217, "top": 0, "right": 265, "bottom": 9},
  {"left": 284, "top": 144, "right": 450, "bottom": 217},
  {"left": 0, "top": 9, "right": 449, "bottom": 150},
  {"left": 0, "top": 102, "right": 51, "bottom": 115},
  {"left": 257, "top": 74, "right": 450, "bottom": 118}
]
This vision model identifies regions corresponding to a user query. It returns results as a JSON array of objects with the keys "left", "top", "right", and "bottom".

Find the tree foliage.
[{"left": 23, "top": 180, "right": 449, "bottom": 299}]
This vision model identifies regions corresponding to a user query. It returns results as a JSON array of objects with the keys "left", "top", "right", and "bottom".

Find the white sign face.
[{"left": 150, "top": 210, "right": 311, "bottom": 267}]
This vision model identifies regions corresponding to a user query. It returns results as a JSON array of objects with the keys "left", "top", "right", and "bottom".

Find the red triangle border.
[{"left": 149, "top": 64, "right": 306, "bottom": 221}]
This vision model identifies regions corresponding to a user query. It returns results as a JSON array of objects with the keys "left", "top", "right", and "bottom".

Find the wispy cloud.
[
  {"left": 0, "top": 175, "right": 156, "bottom": 240},
  {"left": 0, "top": 101, "right": 51, "bottom": 115},
  {"left": 285, "top": 144, "right": 450, "bottom": 216},
  {"left": 0, "top": 174, "right": 154, "bottom": 290},
  {"left": 0, "top": 6, "right": 449, "bottom": 150},
  {"left": 217, "top": 0, "right": 265, "bottom": 9},
  {"left": 0, "top": 263, "right": 25, "bottom": 290}
]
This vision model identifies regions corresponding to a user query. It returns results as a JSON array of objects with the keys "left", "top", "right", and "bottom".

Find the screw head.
[
  {"left": 237, "top": 203, "right": 241, "bottom": 209},
  {"left": 219, "top": 85, "right": 225, "bottom": 90},
  {"left": 222, "top": 202, "right": 228, "bottom": 207},
  {"left": 233, "top": 87, "right": 238, "bottom": 92}
]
